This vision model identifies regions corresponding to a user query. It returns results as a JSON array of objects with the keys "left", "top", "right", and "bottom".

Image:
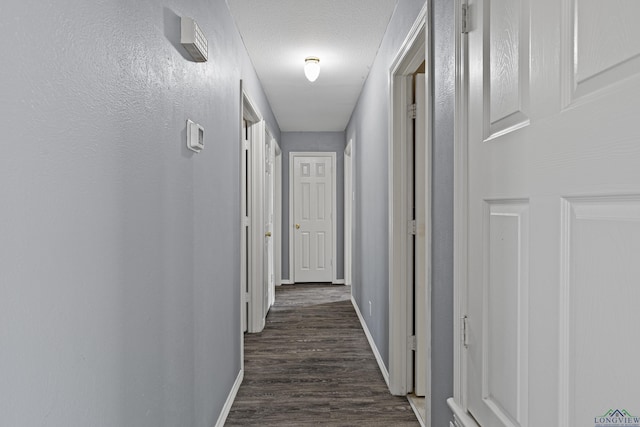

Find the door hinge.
[
  {"left": 245, "top": 292, "right": 250, "bottom": 303},
  {"left": 408, "top": 219, "right": 417, "bottom": 235},
  {"left": 408, "top": 103, "right": 417, "bottom": 119},
  {"left": 461, "top": 1, "right": 470, "bottom": 34},
  {"left": 409, "top": 335, "right": 417, "bottom": 351},
  {"left": 462, "top": 315, "right": 469, "bottom": 348},
  {"left": 242, "top": 139, "right": 249, "bottom": 150}
]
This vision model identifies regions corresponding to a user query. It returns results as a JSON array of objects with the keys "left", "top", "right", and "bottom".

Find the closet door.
[{"left": 464, "top": 0, "right": 640, "bottom": 425}]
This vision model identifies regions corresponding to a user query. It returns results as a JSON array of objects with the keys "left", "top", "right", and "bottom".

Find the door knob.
[
  {"left": 265, "top": 231, "right": 272, "bottom": 237},
  {"left": 295, "top": 224, "right": 300, "bottom": 229}
]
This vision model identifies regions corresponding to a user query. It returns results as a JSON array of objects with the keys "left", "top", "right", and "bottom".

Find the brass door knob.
[
  {"left": 265, "top": 231, "right": 272, "bottom": 237},
  {"left": 295, "top": 224, "right": 300, "bottom": 229}
]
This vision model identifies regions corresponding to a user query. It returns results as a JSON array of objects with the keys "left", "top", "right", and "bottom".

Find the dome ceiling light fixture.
[{"left": 304, "top": 56, "right": 320, "bottom": 82}]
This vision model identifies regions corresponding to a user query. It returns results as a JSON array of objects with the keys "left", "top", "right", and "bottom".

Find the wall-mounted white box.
[
  {"left": 187, "top": 120, "right": 204, "bottom": 153},
  {"left": 181, "top": 17, "right": 208, "bottom": 62}
]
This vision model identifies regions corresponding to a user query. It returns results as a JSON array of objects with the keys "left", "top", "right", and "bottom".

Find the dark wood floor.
[{"left": 225, "top": 284, "right": 419, "bottom": 426}]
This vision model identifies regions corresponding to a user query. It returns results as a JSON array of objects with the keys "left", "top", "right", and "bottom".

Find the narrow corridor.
[{"left": 225, "top": 284, "right": 419, "bottom": 426}]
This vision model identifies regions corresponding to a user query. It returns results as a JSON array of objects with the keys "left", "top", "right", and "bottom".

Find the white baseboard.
[
  {"left": 279, "top": 280, "right": 345, "bottom": 285},
  {"left": 447, "top": 398, "right": 479, "bottom": 427},
  {"left": 215, "top": 369, "right": 244, "bottom": 427},
  {"left": 408, "top": 395, "right": 427, "bottom": 427},
  {"left": 350, "top": 296, "right": 390, "bottom": 386}
]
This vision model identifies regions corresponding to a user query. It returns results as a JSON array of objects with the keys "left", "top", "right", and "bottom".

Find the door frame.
[
  {"left": 242, "top": 88, "right": 267, "bottom": 334},
  {"left": 387, "top": 0, "right": 431, "bottom": 410},
  {"left": 274, "top": 142, "right": 282, "bottom": 289},
  {"left": 449, "top": 0, "right": 470, "bottom": 415},
  {"left": 265, "top": 128, "right": 276, "bottom": 309},
  {"left": 288, "top": 152, "right": 337, "bottom": 284},
  {"left": 344, "top": 138, "right": 354, "bottom": 287},
  {"left": 447, "top": 1, "right": 478, "bottom": 424},
  {"left": 264, "top": 131, "right": 282, "bottom": 308}
]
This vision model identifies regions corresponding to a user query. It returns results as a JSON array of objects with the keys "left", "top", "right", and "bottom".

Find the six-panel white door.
[
  {"left": 464, "top": 0, "right": 640, "bottom": 425},
  {"left": 293, "top": 155, "right": 334, "bottom": 283}
]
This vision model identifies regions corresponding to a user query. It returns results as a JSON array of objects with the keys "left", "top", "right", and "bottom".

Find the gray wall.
[
  {"left": 280, "top": 132, "right": 345, "bottom": 281},
  {"left": 0, "top": 1, "right": 278, "bottom": 426},
  {"left": 346, "top": 0, "right": 455, "bottom": 425},
  {"left": 345, "top": 0, "right": 426, "bottom": 366},
  {"left": 431, "top": 0, "right": 455, "bottom": 425}
]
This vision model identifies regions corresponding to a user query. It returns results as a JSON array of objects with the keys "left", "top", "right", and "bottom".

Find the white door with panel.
[
  {"left": 292, "top": 154, "right": 334, "bottom": 283},
  {"left": 463, "top": 0, "right": 640, "bottom": 426}
]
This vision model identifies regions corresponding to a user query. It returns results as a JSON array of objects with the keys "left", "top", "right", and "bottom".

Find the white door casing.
[
  {"left": 388, "top": 3, "right": 429, "bottom": 408},
  {"left": 240, "top": 99, "right": 249, "bottom": 336},
  {"left": 242, "top": 89, "right": 267, "bottom": 334},
  {"left": 451, "top": 0, "right": 640, "bottom": 426},
  {"left": 264, "top": 132, "right": 275, "bottom": 310},
  {"left": 274, "top": 143, "right": 282, "bottom": 289},
  {"left": 344, "top": 140, "right": 353, "bottom": 288},
  {"left": 414, "top": 72, "right": 428, "bottom": 398},
  {"left": 290, "top": 153, "right": 335, "bottom": 283}
]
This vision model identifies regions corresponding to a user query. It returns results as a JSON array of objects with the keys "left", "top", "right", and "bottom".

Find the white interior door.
[
  {"left": 464, "top": 0, "right": 640, "bottom": 425},
  {"left": 292, "top": 154, "right": 334, "bottom": 283},
  {"left": 248, "top": 118, "right": 265, "bottom": 333},
  {"left": 414, "top": 73, "right": 428, "bottom": 398}
]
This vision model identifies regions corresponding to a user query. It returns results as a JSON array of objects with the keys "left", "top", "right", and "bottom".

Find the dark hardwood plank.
[{"left": 226, "top": 284, "right": 419, "bottom": 426}]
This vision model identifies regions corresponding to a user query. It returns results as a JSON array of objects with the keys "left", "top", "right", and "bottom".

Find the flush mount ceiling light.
[{"left": 304, "top": 57, "right": 320, "bottom": 82}]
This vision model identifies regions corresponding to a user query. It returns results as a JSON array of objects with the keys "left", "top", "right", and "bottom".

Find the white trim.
[
  {"left": 332, "top": 279, "right": 345, "bottom": 285},
  {"left": 451, "top": 0, "right": 470, "bottom": 414},
  {"left": 243, "top": 89, "right": 266, "bottom": 334},
  {"left": 388, "top": 1, "right": 429, "bottom": 403},
  {"left": 215, "top": 370, "right": 244, "bottom": 427},
  {"left": 447, "top": 398, "right": 479, "bottom": 427},
  {"left": 274, "top": 141, "right": 283, "bottom": 287},
  {"left": 408, "top": 397, "right": 427, "bottom": 427},
  {"left": 351, "top": 296, "right": 389, "bottom": 386},
  {"left": 288, "top": 152, "right": 337, "bottom": 284},
  {"left": 280, "top": 279, "right": 293, "bottom": 285},
  {"left": 240, "top": 80, "right": 247, "bottom": 363},
  {"left": 344, "top": 138, "right": 354, "bottom": 288}
]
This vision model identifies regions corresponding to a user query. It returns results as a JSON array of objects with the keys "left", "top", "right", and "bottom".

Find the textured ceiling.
[{"left": 227, "top": 0, "right": 398, "bottom": 132}]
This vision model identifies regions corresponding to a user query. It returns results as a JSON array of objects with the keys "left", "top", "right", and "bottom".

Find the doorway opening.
[
  {"left": 241, "top": 87, "right": 268, "bottom": 334},
  {"left": 388, "top": 4, "right": 430, "bottom": 426}
]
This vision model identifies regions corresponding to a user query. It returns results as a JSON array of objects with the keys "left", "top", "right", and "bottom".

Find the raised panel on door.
[
  {"left": 464, "top": 0, "right": 640, "bottom": 425},
  {"left": 486, "top": 0, "right": 530, "bottom": 139},
  {"left": 564, "top": 0, "right": 640, "bottom": 103},
  {"left": 482, "top": 201, "right": 528, "bottom": 426},
  {"left": 560, "top": 196, "right": 640, "bottom": 426}
]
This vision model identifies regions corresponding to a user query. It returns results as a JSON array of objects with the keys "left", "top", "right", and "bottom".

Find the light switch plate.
[{"left": 187, "top": 119, "right": 204, "bottom": 153}]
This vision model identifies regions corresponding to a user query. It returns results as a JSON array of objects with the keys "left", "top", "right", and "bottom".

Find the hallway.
[{"left": 225, "top": 284, "right": 419, "bottom": 426}]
